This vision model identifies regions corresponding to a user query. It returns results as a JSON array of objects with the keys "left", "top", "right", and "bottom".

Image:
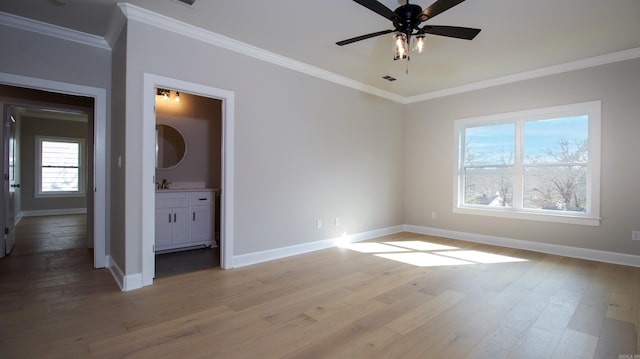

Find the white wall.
[
  {"left": 155, "top": 92, "right": 222, "bottom": 189},
  {"left": 404, "top": 58, "right": 640, "bottom": 256},
  {"left": 0, "top": 23, "right": 111, "bottom": 267},
  {"left": 0, "top": 24, "right": 110, "bottom": 89},
  {"left": 120, "top": 20, "right": 405, "bottom": 274},
  {"left": 109, "top": 24, "right": 127, "bottom": 273}
]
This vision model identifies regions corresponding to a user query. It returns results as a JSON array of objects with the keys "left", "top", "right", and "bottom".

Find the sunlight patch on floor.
[
  {"left": 375, "top": 252, "right": 471, "bottom": 267},
  {"left": 338, "top": 242, "right": 410, "bottom": 254},
  {"left": 340, "top": 240, "right": 527, "bottom": 267},
  {"left": 437, "top": 250, "right": 528, "bottom": 264},
  {"left": 383, "top": 241, "right": 458, "bottom": 251}
]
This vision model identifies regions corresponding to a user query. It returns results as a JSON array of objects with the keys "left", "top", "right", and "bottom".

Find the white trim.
[
  {"left": 232, "top": 225, "right": 404, "bottom": 268},
  {"left": 117, "top": 4, "right": 640, "bottom": 104},
  {"left": 404, "top": 225, "right": 640, "bottom": 268},
  {"left": 142, "top": 73, "right": 235, "bottom": 288},
  {"left": 451, "top": 207, "right": 600, "bottom": 226},
  {"left": 453, "top": 100, "right": 601, "bottom": 226},
  {"left": 3, "top": 7, "right": 640, "bottom": 104},
  {"left": 107, "top": 255, "right": 124, "bottom": 290},
  {"left": 0, "top": 72, "right": 107, "bottom": 270},
  {"left": 34, "top": 135, "right": 86, "bottom": 198},
  {"left": 20, "top": 208, "right": 87, "bottom": 217},
  {"left": 107, "top": 255, "right": 142, "bottom": 291},
  {"left": 404, "top": 47, "right": 640, "bottom": 103},
  {"left": 104, "top": 6, "right": 126, "bottom": 49},
  {"left": 4, "top": 5, "right": 638, "bottom": 104},
  {"left": 0, "top": 11, "right": 110, "bottom": 50},
  {"left": 118, "top": 3, "right": 404, "bottom": 104}
]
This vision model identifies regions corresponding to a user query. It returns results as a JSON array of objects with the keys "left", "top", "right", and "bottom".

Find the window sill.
[
  {"left": 453, "top": 206, "right": 600, "bottom": 226},
  {"left": 35, "top": 192, "right": 86, "bottom": 199}
]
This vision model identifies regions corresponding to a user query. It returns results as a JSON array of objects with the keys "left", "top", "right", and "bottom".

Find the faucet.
[{"left": 161, "top": 178, "right": 170, "bottom": 189}]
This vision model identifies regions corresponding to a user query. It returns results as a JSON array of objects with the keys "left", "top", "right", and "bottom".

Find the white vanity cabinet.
[{"left": 155, "top": 189, "right": 216, "bottom": 252}]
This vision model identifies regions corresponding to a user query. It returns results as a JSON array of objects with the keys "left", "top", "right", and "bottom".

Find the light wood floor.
[{"left": 0, "top": 215, "right": 638, "bottom": 358}]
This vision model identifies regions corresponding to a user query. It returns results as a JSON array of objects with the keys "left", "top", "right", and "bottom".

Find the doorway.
[
  {"left": 141, "top": 73, "right": 235, "bottom": 287},
  {"left": 1, "top": 89, "right": 92, "bottom": 263},
  {"left": 153, "top": 89, "right": 222, "bottom": 278},
  {"left": 0, "top": 73, "right": 107, "bottom": 269}
]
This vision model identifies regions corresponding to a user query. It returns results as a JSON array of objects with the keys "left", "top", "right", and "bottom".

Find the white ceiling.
[{"left": 2, "top": 0, "right": 640, "bottom": 98}]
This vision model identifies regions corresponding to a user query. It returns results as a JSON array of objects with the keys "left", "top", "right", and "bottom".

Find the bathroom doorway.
[
  {"left": 141, "top": 73, "right": 235, "bottom": 287},
  {"left": 153, "top": 89, "right": 222, "bottom": 278}
]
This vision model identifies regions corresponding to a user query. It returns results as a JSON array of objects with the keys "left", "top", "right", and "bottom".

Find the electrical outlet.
[
  {"left": 335, "top": 217, "right": 341, "bottom": 226},
  {"left": 432, "top": 212, "right": 437, "bottom": 220},
  {"left": 316, "top": 219, "right": 322, "bottom": 229},
  {"left": 633, "top": 231, "right": 640, "bottom": 241}
]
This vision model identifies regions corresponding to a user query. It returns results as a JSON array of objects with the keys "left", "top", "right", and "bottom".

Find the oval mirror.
[{"left": 156, "top": 124, "right": 187, "bottom": 169}]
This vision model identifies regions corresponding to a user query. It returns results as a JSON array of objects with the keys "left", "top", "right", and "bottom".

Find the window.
[
  {"left": 454, "top": 101, "right": 601, "bottom": 226},
  {"left": 36, "top": 136, "right": 86, "bottom": 197}
]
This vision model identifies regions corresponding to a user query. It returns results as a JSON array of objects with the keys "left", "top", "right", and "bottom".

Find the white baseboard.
[
  {"left": 107, "top": 255, "right": 143, "bottom": 291},
  {"left": 20, "top": 208, "right": 87, "bottom": 217},
  {"left": 404, "top": 225, "right": 640, "bottom": 268},
  {"left": 232, "top": 225, "right": 405, "bottom": 268},
  {"left": 107, "top": 255, "right": 124, "bottom": 290},
  {"left": 111, "top": 223, "right": 638, "bottom": 291}
]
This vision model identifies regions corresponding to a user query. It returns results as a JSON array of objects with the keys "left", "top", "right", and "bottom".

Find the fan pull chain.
[{"left": 406, "top": 56, "right": 410, "bottom": 75}]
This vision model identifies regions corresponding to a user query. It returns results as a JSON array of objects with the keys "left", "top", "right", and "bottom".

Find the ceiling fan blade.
[
  {"left": 353, "top": 0, "right": 402, "bottom": 24},
  {"left": 419, "top": 0, "right": 466, "bottom": 22},
  {"left": 418, "top": 25, "right": 480, "bottom": 40},
  {"left": 336, "top": 29, "right": 394, "bottom": 46}
]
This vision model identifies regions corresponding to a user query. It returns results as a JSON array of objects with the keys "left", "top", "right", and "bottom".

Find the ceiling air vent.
[
  {"left": 174, "top": 0, "right": 196, "bottom": 6},
  {"left": 382, "top": 75, "right": 396, "bottom": 82}
]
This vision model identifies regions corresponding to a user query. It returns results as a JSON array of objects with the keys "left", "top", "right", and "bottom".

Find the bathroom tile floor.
[{"left": 155, "top": 247, "right": 220, "bottom": 278}]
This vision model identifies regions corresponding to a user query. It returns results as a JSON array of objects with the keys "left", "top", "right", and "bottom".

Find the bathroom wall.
[{"left": 155, "top": 91, "right": 222, "bottom": 189}]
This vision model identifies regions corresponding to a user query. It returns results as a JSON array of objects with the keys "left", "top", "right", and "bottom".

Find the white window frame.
[
  {"left": 453, "top": 101, "right": 601, "bottom": 226},
  {"left": 35, "top": 136, "right": 86, "bottom": 198}
]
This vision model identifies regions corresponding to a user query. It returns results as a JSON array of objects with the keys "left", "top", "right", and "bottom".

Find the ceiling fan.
[{"left": 337, "top": 0, "right": 481, "bottom": 60}]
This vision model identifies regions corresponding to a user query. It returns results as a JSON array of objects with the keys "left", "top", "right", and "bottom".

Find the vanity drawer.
[
  {"left": 190, "top": 191, "right": 213, "bottom": 206},
  {"left": 156, "top": 192, "right": 189, "bottom": 208}
]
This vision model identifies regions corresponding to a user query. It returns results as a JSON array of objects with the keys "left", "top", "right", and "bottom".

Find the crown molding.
[
  {"left": 118, "top": 4, "right": 640, "bottom": 105},
  {"left": 0, "top": 11, "right": 110, "bottom": 50},
  {"left": 4, "top": 4, "right": 637, "bottom": 104},
  {"left": 117, "top": 3, "right": 405, "bottom": 104},
  {"left": 404, "top": 47, "right": 640, "bottom": 104},
  {"left": 105, "top": 5, "right": 127, "bottom": 49}
]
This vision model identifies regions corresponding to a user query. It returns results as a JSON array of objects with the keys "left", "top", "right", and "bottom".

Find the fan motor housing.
[{"left": 394, "top": 4, "right": 423, "bottom": 32}]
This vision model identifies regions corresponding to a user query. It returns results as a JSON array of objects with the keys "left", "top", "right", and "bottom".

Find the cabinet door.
[
  {"left": 171, "top": 206, "right": 191, "bottom": 245},
  {"left": 191, "top": 205, "right": 212, "bottom": 245},
  {"left": 155, "top": 208, "right": 173, "bottom": 249}
]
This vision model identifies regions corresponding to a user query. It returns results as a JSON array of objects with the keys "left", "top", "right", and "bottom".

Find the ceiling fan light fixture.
[
  {"left": 413, "top": 35, "right": 426, "bottom": 53},
  {"left": 393, "top": 32, "right": 408, "bottom": 61}
]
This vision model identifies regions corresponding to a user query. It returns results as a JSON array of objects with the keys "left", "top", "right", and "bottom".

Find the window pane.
[
  {"left": 524, "top": 116, "right": 588, "bottom": 164},
  {"left": 464, "top": 167, "right": 513, "bottom": 207},
  {"left": 42, "top": 141, "right": 79, "bottom": 167},
  {"left": 523, "top": 165, "right": 587, "bottom": 212},
  {"left": 464, "top": 123, "right": 515, "bottom": 166},
  {"left": 42, "top": 167, "right": 79, "bottom": 192}
]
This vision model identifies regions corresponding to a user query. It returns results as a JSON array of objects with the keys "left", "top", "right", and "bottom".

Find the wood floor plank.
[
  {"left": 551, "top": 328, "right": 598, "bottom": 359},
  {"left": 1, "top": 215, "right": 638, "bottom": 358},
  {"left": 384, "top": 289, "right": 465, "bottom": 335}
]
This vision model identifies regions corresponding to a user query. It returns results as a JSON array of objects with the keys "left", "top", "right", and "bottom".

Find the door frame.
[
  {"left": 142, "top": 73, "right": 234, "bottom": 287},
  {"left": 0, "top": 72, "right": 108, "bottom": 268},
  {"left": 3, "top": 105, "right": 17, "bottom": 255}
]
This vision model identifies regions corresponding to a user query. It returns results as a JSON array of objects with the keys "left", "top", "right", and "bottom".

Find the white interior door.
[{"left": 3, "top": 107, "right": 17, "bottom": 254}]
